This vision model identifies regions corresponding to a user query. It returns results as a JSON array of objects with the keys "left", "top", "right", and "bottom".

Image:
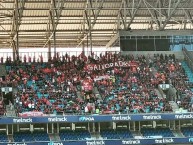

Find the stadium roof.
[{"left": 0, "top": 0, "right": 193, "bottom": 49}]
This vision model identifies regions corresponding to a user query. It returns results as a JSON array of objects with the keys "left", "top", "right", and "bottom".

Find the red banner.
[
  {"left": 85, "top": 61, "right": 138, "bottom": 71},
  {"left": 19, "top": 111, "right": 47, "bottom": 117}
]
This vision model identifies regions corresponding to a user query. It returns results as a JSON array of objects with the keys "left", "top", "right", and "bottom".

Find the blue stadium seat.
[
  {"left": 141, "top": 128, "right": 174, "bottom": 137},
  {"left": 181, "top": 127, "right": 193, "bottom": 137},
  {"left": 13, "top": 131, "right": 34, "bottom": 142},
  {"left": 0, "top": 132, "right": 8, "bottom": 142},
  {"left": 100, "top": 129, "right": 133, "bottom": 139},
  {"left": 59, "top": 130, "right": 91, "bottom": 141},
  {"left": 33, "top": 131, "right": 50, "bottom": 141}
]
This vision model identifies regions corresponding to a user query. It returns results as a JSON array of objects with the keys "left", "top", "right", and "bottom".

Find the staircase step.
[
  {"left": 169, "top": 101, "right": 179, "bottom": 112},
  {"left": 8, "top": 135, "right": 14, "bottom": 142},
  {"left": 76, "top": 91, "right": 82, "bottom": 99},
  {"left": 172, "top": 130, "right": 184, "bottom": 137},
  {"left": 155, "top": 89, "right": 163, "bottom": 99},
  {"left": 182, "top": 61, "right": 193, "bottom": 92}
]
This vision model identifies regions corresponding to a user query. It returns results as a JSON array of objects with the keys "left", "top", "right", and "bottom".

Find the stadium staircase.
[
  {"left": 169, "top": 101, "right": 179, "bottom": 112},
  {"left": 93, "top": 87, "right": 102, "bottom": 100},
  {"left": 6, "top": 87, "right": 17, "bottom": 117},
  {"left": 155, "top": 89, "right": 163, "bottom": 99},
  {"left": 172, "top": 130, "right": 185, "bottom": 137},
  {"left": 6, "top": 104, "right": 16, "bottom": 117},
  {"left": 76, "top": 91, "right": 82, "bottom": 99},
  {"left": 76, "top": 84, "right": 82, "bottom": 99},
  {"left": 8, "top": 135, "right": 14, "bottom": 142},
  {"left": 150, "top": 60, "right": 180, "bottom": 112},
  {"left": 130, "top": 131, "right": 143, "bottom": 138},
  {"left": 49, "top": 134, "right": 60, "bottom": 141},
  {"left": 181, "top": 61, "right": 193, "bottom": 91},
  {"left": 148, "top": 64, "right": 164, "bottom": 99}
]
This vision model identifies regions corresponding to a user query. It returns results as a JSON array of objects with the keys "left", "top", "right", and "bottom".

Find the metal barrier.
[
  {"left": 183, "top": 48, "right": 193, "bottom": 71},
  {"left": 0, "top": 51, "right": 120, "bottom": 63}
]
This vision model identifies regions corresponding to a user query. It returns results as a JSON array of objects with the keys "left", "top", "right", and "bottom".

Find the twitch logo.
[{"left": 79, "top": 116, "right": 94, "bottom": 121}]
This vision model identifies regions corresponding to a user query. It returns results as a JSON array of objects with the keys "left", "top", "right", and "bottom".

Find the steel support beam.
[
  {"left": 143, "top": 0, "right": 160, "bottom": 29},
  {"left": 9, "top": 0, "right": 25, "bottom": 61},
  {"left": 105, "top": 0, "right": 142, "bottom": 48},
  {"left": 43, "top": 0, "right": 66, "bottom": 50},
  {"left": 126, "top": 0, "right": 142, "bottom": 30},
  {"left": 105, "top": 33, "right": 119, "bottom": 48},
  {"left": 83, "top": 0, "right": 93, "bottom": 53},
  {"left": 119, "top": 0, "right": 126, "bottom": 30},
  {"left": 159, "top": 0, "right": 181, "bottom": 30},
  {"left": 11, "top": 0, "right": 19, "bottom": 61},
  {"left": 88, "top": 1, "right": 92, "bottom": 53},
  {"left": 2, "top": 7, "right": 193, "bottom": 11},
  {"left": 184, "top": 10, "right": 193, "bottom": 27},
  {"left": 76, "top": 0, "right": 104, "bottom": 48}
]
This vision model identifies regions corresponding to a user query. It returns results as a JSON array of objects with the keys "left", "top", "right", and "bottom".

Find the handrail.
[
  {"left": 183, "top": 48, "right": 193, "bottom": 71},
  {"left": 4, "top": 111, "right": 193, "bottom": 118},
  {"left": 0, "top": 136, "right": 192, "bottom": 144}
]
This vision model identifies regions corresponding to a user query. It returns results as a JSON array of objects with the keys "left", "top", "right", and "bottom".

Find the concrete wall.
[{"left": 121, "top": 51, "right": 184, "bottom": 60}]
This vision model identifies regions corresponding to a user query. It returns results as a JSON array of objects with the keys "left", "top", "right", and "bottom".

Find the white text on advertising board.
[
  {"left": 79, "top": 117, "right": 94, "bottom": 122},
  {"left": 155, "top": 138, "right": 174, "bottom": 144},
  {"left": 175, "top": 114, "right": 193, "bottom": 119},
  {"left": 112, "top": 115, "right": 131, "bottom": 121},
  {"left": 48, "top": 117, "right": 67, "bottom": 122},
  {"left": 142, "top": 115, "right": 162, "bottom": 120},
  {"left": 122, "top": 140, "right": 141, "bottom": 144},
  {"left": 13, "top": 118, "right": 32, "bottom": 123},
  {"left": 48, "top": 142, "right": 63, "bottom": 145},
  {"left": 86, "top": 141, "right": 105, "bottom": 145}
]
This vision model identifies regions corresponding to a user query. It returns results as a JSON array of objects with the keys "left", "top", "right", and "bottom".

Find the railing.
[
  {"left": 158, "top": 85, "right": 166, "bottom": 99},
  {"left": 0, "top": 137, "right": 192, "bottom": 145},
  {"left": 183, "top": 48, "right": 193, "bottom": 71},
  {"left": 0, "top": 51, "right": 120, "bottom": 63}
]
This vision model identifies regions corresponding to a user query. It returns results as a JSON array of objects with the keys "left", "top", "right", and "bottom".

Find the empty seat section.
[
  {"left": 181, "top": 127, "right": 193, "bottom": 137},
  {"left": 33, "top": 131, "right": 50, "bottom": 141},
  {"left": 59, "top": 130, "right": 91, "bottom": 141},
  {"left": 100, "top": 129, "right": 133, "bottom": 139},
  {"left": 0, "top": 132, "right": 8, "bottom": 142},
  {"left": 13, "top": 131, "right": 34, "bottom": 142},
  {"left": 141, "top": 128, "right": 174, "bottom": 137}
]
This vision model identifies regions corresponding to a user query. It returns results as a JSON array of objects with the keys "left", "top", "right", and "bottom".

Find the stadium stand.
[
  {"left": 1, "top": 52, "right": 177, "bottom": 116},
  {"left": 0, "top": 51, "right": 193, "bottom": 145},
  {"left": 181, "top": 127, "right": 193, "bottom": 137},
  {"left": 100, "top": 129, "right": 133, "bottom": 139},
  {"left": 33, "top": 131, "right": 50, "bottom": 141},
  {"left": 59, "top": 129, "right": 91, "bottom": 141},
  {"left": 0, "top": 51, "right": 193, "bottom": 116},
  {"left": 2, "top": 1, "right": 193, "bottom": 145},
  {"left": 13, "top": 130, "right": 50, "bottom": 142},
  {"left": 141, "top": 127, "right": 174, "bottom": 138},
  {"left": 0, "top": 132, "right": 8, "bottom": 142},
  {"left": 13, "top": 131, "right": 34, "bottom": 142}
]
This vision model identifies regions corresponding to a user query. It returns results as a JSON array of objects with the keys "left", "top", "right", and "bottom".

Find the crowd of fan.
[
  {"left": 150, "top": 54, "right": 193, "bottom": 111},
  {"left": 0, "top": 52, "right": 192, "bottom": 116}
]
